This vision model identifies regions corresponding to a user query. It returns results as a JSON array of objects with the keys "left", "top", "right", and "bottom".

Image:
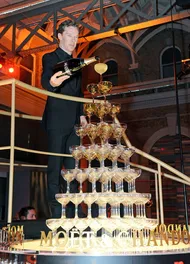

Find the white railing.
[{"left": 0, "top": 78, "right": 190, "bottom": 224}]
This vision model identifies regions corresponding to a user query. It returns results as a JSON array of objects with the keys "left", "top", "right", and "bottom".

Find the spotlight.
[{"left": 8, "top": 66, "right": 14, "bottom": 73}]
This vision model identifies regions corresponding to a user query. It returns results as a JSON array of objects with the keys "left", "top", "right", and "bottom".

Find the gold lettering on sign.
[
  {"left": 40, "top": 231, "right": 52, "bottom": 246},
  {"left": 171, "top": 231, "right": 180, "bottom": 245},
  {"left": 147, "top": 230, "right": 158, "bottom": 246}
]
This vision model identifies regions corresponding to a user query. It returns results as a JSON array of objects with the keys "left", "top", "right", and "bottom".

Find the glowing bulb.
[{"left": 8, "top": 67, "right": 14, "bottom": 73}]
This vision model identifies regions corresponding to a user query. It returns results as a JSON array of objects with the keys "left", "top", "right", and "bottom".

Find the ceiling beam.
[{"left": 78, "top": 9, "right": 190, "bottom": 43}]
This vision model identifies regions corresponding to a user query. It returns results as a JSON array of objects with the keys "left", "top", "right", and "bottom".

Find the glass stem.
[
  {"left": 87, "top": 205, "right": 91, "bottom": 219},
  {"left": 66, "top": 182, "right": 70, "bottom": 193},
  {"left": 75, "top": 204, "right": 78, "bottom": 218},
  {"left": 79, "top": 181, "right": 83, "bottom": 193},
  {"left": 112, "top": 161, "right": 117, "bottom": 168},
  {"left": 92, "top": 180, "right": 96, "bottom": 193},
  {"left": 75, "top": 160, "right": 79, "bottom": 169},
  {"left": 100, "top": 160, "right": 104, "bottom": 168},
  {"left": 124, "top": 162, "right": 130, "bottom": 169},
  {"left": 61, "top": 205, "right": 66, "bottom": 218}
]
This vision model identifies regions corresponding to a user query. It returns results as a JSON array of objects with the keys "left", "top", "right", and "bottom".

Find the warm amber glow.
[{"left": 78, "top": 10, "right": 190, "bottom": 43}]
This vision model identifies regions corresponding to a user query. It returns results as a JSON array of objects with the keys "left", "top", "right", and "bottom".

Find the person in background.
[
  {"left": 41, "top": 19, "right": 87, "bottom": 218},
  {"left": 18, "top": 206, "right": 37, "bottom": 220}
]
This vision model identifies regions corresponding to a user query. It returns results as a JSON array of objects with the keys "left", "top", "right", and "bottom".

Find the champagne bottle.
[{"left": 54, "top": 56, "right": 100, "bottom": 78}]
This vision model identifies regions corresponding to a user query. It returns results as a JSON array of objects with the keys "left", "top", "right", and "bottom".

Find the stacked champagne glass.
[{"left": 46, "top": 75, "right": 158, "bottom": 252}]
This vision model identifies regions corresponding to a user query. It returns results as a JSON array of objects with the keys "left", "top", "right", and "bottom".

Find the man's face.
[
  {"left": 58, "top": 26, "right": 79, "bottom": 54},
  {"left": 27, "top": 209, "right": 36, "bottom": 220}
]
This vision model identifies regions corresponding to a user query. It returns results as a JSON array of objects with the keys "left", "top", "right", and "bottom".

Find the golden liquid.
[
  {"left": 86, "top": 83, "right": 98, "bottom": 95},
  {"left": 98, "top": 81, "right": 112, "bottom": 95},
  {"left": 83, "top": 149, "right": 97, "bottom": 160},
  {"left": 72, "top": 149, "right": 83, "bottom": 160},
  {"left": 63, "top": 172, "right": 74, "bottom": 182},
  {"left": 87, "top": 124, "right": 97, "bottom": 140},
  {"left": 75, "top": 126, "right": 86, "bottom": 138},
  {"left": 110, "top": 104, "right": 121, "bottom": 117},
  {"left": 84, "top": 103, "right": 95, "bottom": 116}
]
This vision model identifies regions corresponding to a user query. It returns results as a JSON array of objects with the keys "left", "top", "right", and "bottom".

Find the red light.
[
  {"left": 0, "top": 63, "right": 3, "bottom": 69},
  {"left": 8, "top": 67, "right": 14, "bottom": 73}
]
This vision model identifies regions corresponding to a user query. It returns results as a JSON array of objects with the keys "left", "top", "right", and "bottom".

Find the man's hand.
[
  {"left": 80, "top": 115, "right": 88, "bottom": 127},
  {"left": 50, "top": 71, "right": 70, "bottom": 87}
]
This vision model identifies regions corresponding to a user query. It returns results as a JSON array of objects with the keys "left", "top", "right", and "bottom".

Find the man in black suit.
[{"left": 41, "top": 20, "right": 87, "bottom": 218}]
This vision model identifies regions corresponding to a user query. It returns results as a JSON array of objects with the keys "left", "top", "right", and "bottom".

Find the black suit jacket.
[{"left": 41, "top": 47, "right": 84, "bottom": 131}]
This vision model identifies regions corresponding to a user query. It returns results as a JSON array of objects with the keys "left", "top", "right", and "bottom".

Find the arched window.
[
  {"left": 103, "top": 59, "right": 118, "bottom": 86},
  {"left": 19, "top": 55, "right": 35, "bottom": 85},
  {"left": 161, "top": 47, "right": 181, "bottom": 78}
]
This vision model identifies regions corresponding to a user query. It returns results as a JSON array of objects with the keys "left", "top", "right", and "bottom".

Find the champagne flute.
[
  {"left": 84, "top": 193, "right": 99, "bottom": 219},
  {"left": 97, "top": 121, "right": 113, "bottom": 145},
  {"left": 124, "top": 167, "right": 141, "bottom": 192},
  {"left": 61, "top": 169, "right": 75, "bottom": 193},
  {"left": 75, "top": 169, "right": 88, "bottom": 193},
  {"left": 112, "top": 123, "right": 127, "bottom": 145},
  {"left": 46, "top": 218, "right": 63, "bottom": 242},
  {"left": 94, "top": 102, "right": 107, "bottom": 122},
  {"left": 84, "top": 103, "right": 95, "bottom": 123},
  {"left": 70, "top": 193, "right": 85, "bottom": 218},
  {"left": 86, "top": 83, "right": 98, "bottom": 103},
  {"left": 98, "top": 81, "right": 112, "bottom": 102},
  {"left": 88, "top": 167, "right": 102, "bottom": 193},
  {"left": 86, "top": 123, "right": 97, "bottom": 145},
  {"left": 96, "top": 143, "right": 111, "bottom": 169},
  {"left": 69, "top": 145, "right": 83, "bottom": 171},
  {"left": 55, "top": 194, "right": 71, "bottom": 218},
  {"left": 110, "top": 103, "right": 121, "bottom": 122},
  {"left": 82, "top": 144, "right": 97, "bottom": 168},
  {"left": 75, "top": 124, "right": 87, "bottom": 146},
  {"left": 120, "top": 147, "right": 135, "bottom": 168},
  {"left": 108, "top": 144, "right": 124, "bottom": 192}
]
